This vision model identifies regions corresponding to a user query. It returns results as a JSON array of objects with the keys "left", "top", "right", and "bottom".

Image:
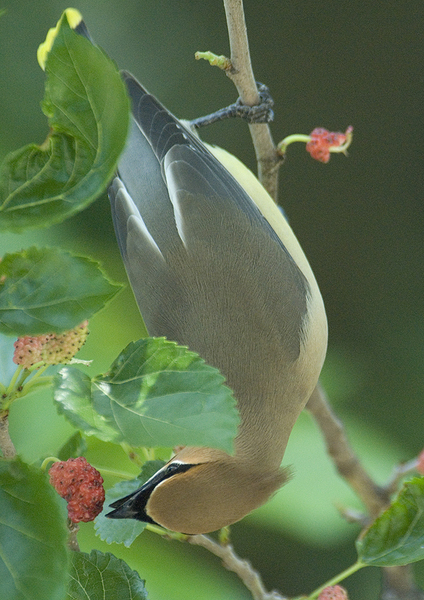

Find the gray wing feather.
[{"left": 108, "top": 71, "right": 310, "bottom": 368}]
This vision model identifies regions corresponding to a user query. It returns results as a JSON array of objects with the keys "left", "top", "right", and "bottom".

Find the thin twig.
[
  {"left": 223, "top": 0, "right": 281, "bottom": 200},
  {"left": 0, "top": 412, "right": 16, "bottom": 459},
  {"left": 187, "top": 534, "right": 286, "bottom": 600},
  {"left": 383, "top": 457, "right": 419, "bottom": 497}
]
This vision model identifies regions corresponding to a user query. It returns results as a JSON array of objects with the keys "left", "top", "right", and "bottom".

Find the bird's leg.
[{"left": 189, "top": 82, "right": 274, "bottom": 129}]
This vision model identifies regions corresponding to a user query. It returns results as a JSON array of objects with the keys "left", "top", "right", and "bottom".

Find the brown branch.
[
  {"left": 0, "top": 411, "right": 16, "bottom": 459},
  {"left": 306, "top": 383, "right": 422, "bottom": 598},
  {"left": 223, "top": 0, "right": 281, "bottom": 200},
  {"left": 306, "top": 383, "right": 387, "bottom": 517},
  {"left": 67, "top": 521, "right": 81, "bottom": 552},
  {"left": 187, "top": 534, "right": 285, "bottom": 600},
  {"left": 202, "top": 3, "right": 421, "bottom": 598}
]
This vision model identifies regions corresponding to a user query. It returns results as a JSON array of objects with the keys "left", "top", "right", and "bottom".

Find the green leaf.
[
  {"left": 95, "top": 461, "right": 165, "bottom": 546},
  {"left": 0, "top": 12, "right": 130, "bottom": 231},
  {"left": 0, "top": 458, "right": 69, "bottom": 600},
  {"left": 54, "top": 367, "right": 120, "bottom": 442},
  {"left": 95, "top": 479, "right": 147, "bottom": 546},
  {"left": 92, "top": 338, "right": 239, "bottom": 453},
  {"left": 57, "top": 431, "right": 88, "bottom": 461},
  {"left": 54, "top": 339, "right": 239, "bottom": 451},
  {"left": 68, "top": 550, "right": 148, "bottom": 600},
  {"left": 356, "top": 477, "right": 424, "bottom": 566},
  {"left": 0, "top": 246, "right": 122, "bottom": 335}
]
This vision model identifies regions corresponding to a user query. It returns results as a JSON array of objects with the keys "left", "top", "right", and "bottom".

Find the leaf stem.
[
  {"left": 306, "top": 561, "right": 364, "bottom": 599},
  {"left": 4, "top": 365, "right": 24, "bottom": 396},
  {"left": 2, "top": 367, "right": 31, "bottom": 410},
  {"left": 2, "top": 364, "right": 51, "bottom": 410},
  {"left": 95, "top": 466, "right": 137, "bottom": 479},
  {"left": 140, "top": 447, "right": 156, "bottom": 462},
  {"left": 40, "top": 456, "right": 60, "bottom": 471},
  {"left": 18, "top": 365, "right": 51, "bottom": 397},
  {"left": 146, "top": 523, "right": 188, "bottom": 541},
  {"left": 277, "top": 134, "right": 312, "bottom": 155}
]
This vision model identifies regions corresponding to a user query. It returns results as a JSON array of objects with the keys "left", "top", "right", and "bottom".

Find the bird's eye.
[{"left": 165, "top": 462, "right": 181, "bottom": 476}]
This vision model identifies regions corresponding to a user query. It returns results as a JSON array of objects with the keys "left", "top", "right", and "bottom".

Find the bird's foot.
[{"left": 189, "top": 82, "right": 274, "bottom": 129}]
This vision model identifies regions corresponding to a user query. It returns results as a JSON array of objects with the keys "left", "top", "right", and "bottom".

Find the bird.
[{"left": 104, "top": 70, "right": 328, "bottom": 534}]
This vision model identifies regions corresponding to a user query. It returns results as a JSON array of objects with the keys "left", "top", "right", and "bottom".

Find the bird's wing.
[{"left": 108, "top": 72, "right": 310, "bottom": 367}]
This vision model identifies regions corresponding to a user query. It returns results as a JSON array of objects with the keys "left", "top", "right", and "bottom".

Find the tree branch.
[
  {"left": 67, "top": 521, "right": 81, "bottom": 552},
  {"left": 0, "top": 411, "right": 16, "bottom": 459},
  {"left": 306, "top": 384, "right": 422, "bottom": 598},
  {"left": 208, "top": 3, "right": 421, "bottom": 598},
  {"left": 306, "top": 383, "right": 387, "bottom": 517},
  {"left": 188, "top": 534, "right": 285, "bottom": 600},
  {"left": 223, "top": 0, "right": 281, "bottom": 200}
]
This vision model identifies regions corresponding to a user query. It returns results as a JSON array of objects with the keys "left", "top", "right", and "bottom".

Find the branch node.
[{"left": 195, "top": 50, "right": 233, "bottom": 72}]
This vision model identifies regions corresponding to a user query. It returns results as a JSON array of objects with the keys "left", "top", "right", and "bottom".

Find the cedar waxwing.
[{"left": 105, "top": 71, "right": 328, "bottom": 534}]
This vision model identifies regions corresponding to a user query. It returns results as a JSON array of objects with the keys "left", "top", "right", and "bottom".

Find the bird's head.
[{"left": 107, "top": 447, "right": 287, "bottom": 534}]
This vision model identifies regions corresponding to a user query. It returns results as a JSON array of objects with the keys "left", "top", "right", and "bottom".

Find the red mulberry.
[{"left": 49, "top": 457, "right": 105, "bottom": 523}]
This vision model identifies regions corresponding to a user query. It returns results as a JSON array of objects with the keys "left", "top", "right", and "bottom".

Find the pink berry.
[
  {"left": 318, "top": 585, "right": 349, "bottom": 600},
  {"left": 306, "top": 127, "right": 353, "bottom": 163},
  {"left": 417, "top": 449, "right": 424, "bottom": 475},
  {"left": 13, "top": 336, "right": 45, "bottom": 369}
]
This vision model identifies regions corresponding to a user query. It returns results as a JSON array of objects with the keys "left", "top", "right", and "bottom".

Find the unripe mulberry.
[
  {"left": 13, "top": 321, "right": 89, "bottom": 368},
  {"left": 42, "top": 320, "right": 89, "bottom": 365}
]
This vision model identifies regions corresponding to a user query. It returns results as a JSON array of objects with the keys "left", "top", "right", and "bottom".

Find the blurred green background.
[{"left": 1, "top": 1, "right": 423, "bottom": 598}]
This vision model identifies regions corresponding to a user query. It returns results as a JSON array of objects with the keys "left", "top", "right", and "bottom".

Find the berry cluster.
[
  {"left": 306, "top": 126, "right": 353, "bottom": 163},
  {"left": 13, "top": 320, "right": 89, "bottom": 369},
  {"left": 49, "top": 457, "right": 105, "bottom": 523}
]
